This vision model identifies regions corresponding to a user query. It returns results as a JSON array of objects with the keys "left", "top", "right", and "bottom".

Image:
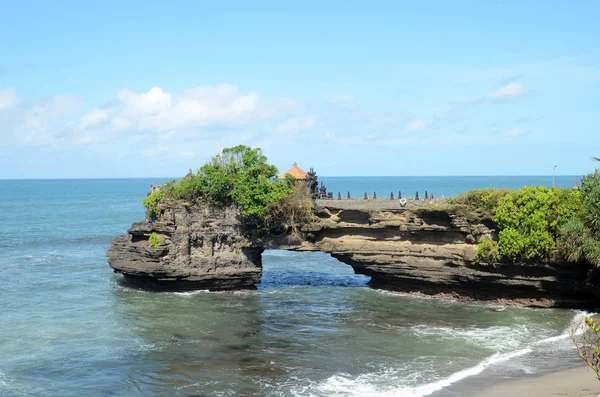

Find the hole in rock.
[{"left": 258, "top": 250, "right": 370, "bottom": 290}]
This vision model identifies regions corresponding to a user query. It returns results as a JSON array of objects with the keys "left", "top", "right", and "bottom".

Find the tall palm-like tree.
[{"left": 594, "top": 157, "right": 600, "bottom": 162}]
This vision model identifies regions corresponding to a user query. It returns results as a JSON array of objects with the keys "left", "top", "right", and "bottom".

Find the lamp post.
[{"left": 553, "top": 165, "right": 557, "bottom": 188}]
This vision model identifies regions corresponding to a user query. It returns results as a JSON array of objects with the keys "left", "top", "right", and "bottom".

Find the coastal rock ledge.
[{"left": 107, "top": 200, "right": 599, "bottom": 308}]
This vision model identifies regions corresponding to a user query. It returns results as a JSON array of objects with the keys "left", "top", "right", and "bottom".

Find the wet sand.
[{"left": 463, "top": 366, "right": 599, "bottom": 397}]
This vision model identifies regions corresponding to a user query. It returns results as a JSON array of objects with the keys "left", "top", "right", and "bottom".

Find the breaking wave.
[{"left": 290, "top": 311, "right": 589, "bottom": 397}]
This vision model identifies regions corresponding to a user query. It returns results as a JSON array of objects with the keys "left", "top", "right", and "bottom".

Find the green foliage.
[
  {"left": 497, "top": 228, "right": 525, "bottom": 262},
  {"left": 475, "top": 239, "right": 501, "bottom": 264},
  {"left": 491, "top": 186, "right": 583, "bottom": 262},
  {"left": 455, "top": 178, "right": 599, "bottom": 266},
  {"left": 522, "top": 230, "right": 555, "bottom": 260},
  {"left": 449, "top": 188, "right": 510, "bottom": 216},
  {"left": 571, "top": 316, "right": 600, "bottom": 379},
  {"left": 494, "top": 187, "right": 582, "bottom": 237},
  {"left": 558, "top": 219, "right": 600, "bottom": 266},
  {"left": 148, "top": 232, "right": 160, "bottom": 248},
  {"left": 142, "top": 146, "right": 305, "bottom": 229},
  {"left": 142, "top": 189, "right": 165, "bottom": 219},
  {"left": 263, "top": 182, "right": 314, "bottom": 241},
  {"left": 581, "top": 173, "right": 600, "bottom": 234},
  {"left": 558, "top": 173, "right": 600, "bottom": 267},
  {"left": 239, "top": 240, "right": 250, "bottom": 248}
]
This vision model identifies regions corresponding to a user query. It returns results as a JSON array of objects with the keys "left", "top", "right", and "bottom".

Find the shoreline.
[
  {"left": 459, "top": 365, "right": 599, "bottom": 397},
  {"left": 372, "top": 286, "right": 563, "bottom": 308}
]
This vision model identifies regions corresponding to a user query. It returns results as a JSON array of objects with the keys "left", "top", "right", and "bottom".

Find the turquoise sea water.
[
  {"left": 0, "top": 177, "right": 590, "bottom": 396},
  {"left": 319, "top": 175, "right": 582, "bottom": 199}
]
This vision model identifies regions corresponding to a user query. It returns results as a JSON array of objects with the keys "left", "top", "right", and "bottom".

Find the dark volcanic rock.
[
  {"left": 107, "top": 203, "right": 262, "bottom": 291},
  {"left": 107, "top": 197, "right": 600, "bottom": 307}
]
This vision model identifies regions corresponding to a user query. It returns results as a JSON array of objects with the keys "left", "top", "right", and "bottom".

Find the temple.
[{"left": 278, "top": 162, "right": 308, "bottom": 179}]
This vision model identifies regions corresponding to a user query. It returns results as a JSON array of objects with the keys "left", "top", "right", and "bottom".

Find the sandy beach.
[{"left": 462, "top": 366, "right": 599, "bottom": 397}]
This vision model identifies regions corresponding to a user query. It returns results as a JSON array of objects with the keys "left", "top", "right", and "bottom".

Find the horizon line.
[{"left": 0, "top": 175, "right": 585, "bottom": 181}]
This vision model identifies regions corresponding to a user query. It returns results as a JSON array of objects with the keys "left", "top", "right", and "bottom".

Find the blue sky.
[{"left": 1, "top": 0, "right": 599, "bottom": 178}]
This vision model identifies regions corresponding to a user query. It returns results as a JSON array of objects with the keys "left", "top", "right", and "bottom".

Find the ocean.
[{"left": 0, "top": 176, "right": 590, "bottom": 396}]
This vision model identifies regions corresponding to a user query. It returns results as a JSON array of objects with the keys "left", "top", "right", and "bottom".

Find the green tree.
[
  {"left": 475, "top": 239, "right": 501, "bottom": 264},
  {"left": 142, "top": 189, "right": 165, "bottom": 219},
  {"left": 142, "top": 146, "right": 301, "bottom": 227},
  {"left": 558, "top": 173, "right": 600, "bottom": 267},
  {"left": 492, "top": 186, "right": 583, "bottom": 262}
]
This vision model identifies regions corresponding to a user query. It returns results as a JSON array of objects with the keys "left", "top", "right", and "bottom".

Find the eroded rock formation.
[
  {"left": 108, "top": 203, "right": 263, "bottom": 290},
  {"left": 107, "top": 199, "right": 599, "bottom": 307}
]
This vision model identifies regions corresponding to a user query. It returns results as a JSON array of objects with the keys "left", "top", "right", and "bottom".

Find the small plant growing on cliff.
[
  {"left": 571, "top": 316, "right": 600, "bottom": 380},
  {"left": 475, "top": 239, "right": 500, "bottom": 264},
  {"left": 264, "top": 182, "right": 314, "bottom": 242},
  {"left": 239, "top": 240, "right": 250, "bottom": 248},
  {"left": 143, "top": 189, "right": 165, "bottom": 220},
  {"left": 148, "top": 232, "right": 161, "bottom": 248},
  {"left": 449, "top": 188, "right": 510, "bottom": 216}
]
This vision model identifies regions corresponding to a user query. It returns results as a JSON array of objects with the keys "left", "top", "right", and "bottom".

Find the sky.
[{"left": 0, "top": 0, "right": 599, "bottom": 178}]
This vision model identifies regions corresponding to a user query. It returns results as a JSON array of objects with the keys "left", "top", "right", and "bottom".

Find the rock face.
[
  {"left": 107, "top": 203, "right": 263, "bottom": 290},
  {"left": 302, "top": 203, "right": 597, "bottom": 307},
  {"left": 108, "top": 199, "right": 599, "bottom": 307}
]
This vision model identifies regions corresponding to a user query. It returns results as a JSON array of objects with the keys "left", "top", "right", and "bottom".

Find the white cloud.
[
  {"left": 77, "top": 135, "right": 97, "bottom": 145},
  {"left": 405, "top": 119, "right": 427, "bottom": 132},
  {"left": 57, "top": 84, "right": 302, "bottom": 147},
  {"left": 487, "top": 82, "right": 527, "bottom": 100},
  {"left": 118, "top": 87, "right": 172, "bottom": 116},
  {"left": 110, "top": 116, "right": 132, "bottom": 132},
  {"left": 20, "top": 95, "right": 83, "bottom": 145},
  {"left": 103, "top": 84, "right": 298, "bottom": 133},
  {"left": 79, "top": 108, "right": 113, "bottom": 129},
  {"left": 275, "top": 115, "right": 317, "bottom": 135},
  {"left": 71, "top": 84, "right": 298, "bottom": 138},
  {"left": 0, "top": 88, "right": 18, "bottom": 111},
  {"left": 160, "top": 130, "right": 177, "bottom": 140},
  {"left": 0, "top": 83, "right": 305, "bottom": 153},
  {"left": 506, "top": 128, "right": 526, "bottom": 137}
]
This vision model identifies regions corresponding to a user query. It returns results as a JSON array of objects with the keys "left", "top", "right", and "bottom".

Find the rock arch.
[{"left": 107, "top": 201, "right": 599, "bottom": 307}]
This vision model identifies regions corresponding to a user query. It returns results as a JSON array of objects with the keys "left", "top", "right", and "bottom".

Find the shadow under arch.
[{"left": 258, "top": 250, "right": 370, "bottom": 290}]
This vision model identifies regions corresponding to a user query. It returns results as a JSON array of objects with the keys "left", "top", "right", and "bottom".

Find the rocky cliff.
[
  {"left": 107, "top": 203, "right": 263, "bottom": 290},
  {"left": 108, "top": 199, "right": 599, "bottom": 307}
]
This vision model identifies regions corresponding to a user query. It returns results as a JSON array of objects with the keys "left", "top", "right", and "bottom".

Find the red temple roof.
[{"left": 278, "top": 162, "right": 308, "bottom": 179}]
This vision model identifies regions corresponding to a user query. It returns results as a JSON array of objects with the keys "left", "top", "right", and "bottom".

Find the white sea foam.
[
  {"left": 171, "top": 290, "right": 209, "bottom": 296},
  {"left": 292, "top": 347, "right": 533, "bottom": 397},
  {"left": 292, "top": 310, "right": 591, "bottom": 397},
  {"left": 411, "top": 323, "right": 533, "bottom": 352},
  {"left": 0, "top": 371, "right": 8, "bottom": 387},
  {"left": 373, "top": 289, "right": 455, "bottom": 303},
  {"left": 169, "top": 288, "right": 255, "bottom": 296}
]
